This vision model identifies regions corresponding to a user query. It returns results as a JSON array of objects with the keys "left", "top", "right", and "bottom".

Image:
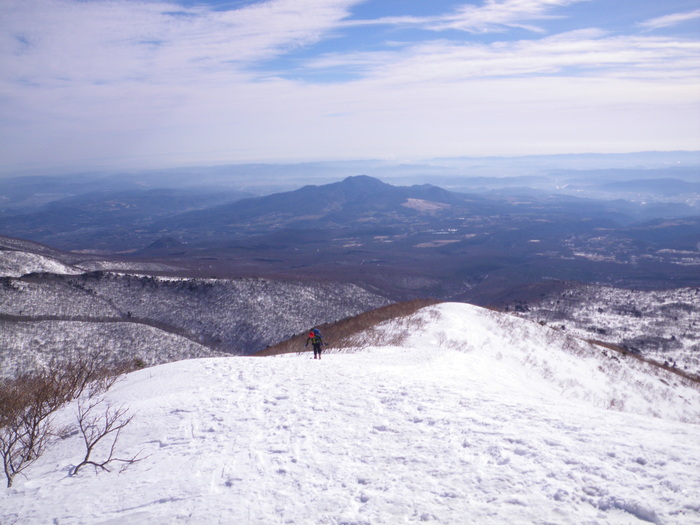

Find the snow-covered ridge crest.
[
  {"left": 0, "top": 249, "right": 83, "bottom": 278},
  {"left": 511, "top": 283, "right": 700, "bottom": 373},
  {"left": 1, "top": 269, "right": 390, "bottom": 369},
  {"left": 336, "top": 302, "right": 700, "bottom": 424},
  {"left": 4, "top": 303, "right": 700, "bottom": 524}
]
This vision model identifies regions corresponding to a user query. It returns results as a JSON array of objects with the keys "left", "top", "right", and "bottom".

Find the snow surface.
[
  {"left": 3, "top": 303, "right": 699, "bottom": 524},
  {"left": 0, "top": 249, "right": 83, "bottom": 277}
]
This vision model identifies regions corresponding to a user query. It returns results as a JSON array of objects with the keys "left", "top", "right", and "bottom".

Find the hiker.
[{"left": 305, "top": 328, "right": 324, "bottom": 359}]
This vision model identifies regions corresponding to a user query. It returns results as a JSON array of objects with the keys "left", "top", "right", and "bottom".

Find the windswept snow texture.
[{"left": 3, "top": 303, "right": 699, "bottom": 524}]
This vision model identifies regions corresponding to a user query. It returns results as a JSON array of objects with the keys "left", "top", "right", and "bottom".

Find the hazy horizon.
[{"left": 2, "top": 150, "right": 700, "bottom": 183}]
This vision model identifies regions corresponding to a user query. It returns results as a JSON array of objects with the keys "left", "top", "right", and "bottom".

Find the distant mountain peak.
[
  {"left": 136, "top": 236, "right": 185, "bottom": 255},
  {"left": 147, "top": 236, "right": 183, "bottom": 250},
  {"left": 339, "top": 175, "right": 391, "bottom": 189}
]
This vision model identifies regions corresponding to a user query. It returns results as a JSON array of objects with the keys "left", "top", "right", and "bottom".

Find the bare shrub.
[
  {"left": 71, "top": 399, "right": 139, "bottom": 476},
  {"left": 588, "top": 339, "right": 700, "bottom": 386},
  {"left": 435, "top": 332, "right": 448, "bottom": 347},
  {"left": 427, "top": 308, "right": 442, "bottom": 322},
  {"left": 58, "top": 353, "right": 133, "bottom": 400},
  {"left": 607, "top": 397, "right": 626, "bottom": 411},
  {"left": 0, "top": 372, "right": 64, "bottom": 488},
  {"left": 0, "top": 351, "right": 136, "bottom": 488},
  {"left": 445, "top": 339, "right": 469, "bottom": 352}
]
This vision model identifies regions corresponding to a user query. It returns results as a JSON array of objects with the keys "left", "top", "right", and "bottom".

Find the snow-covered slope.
[
  {"left": 511, "top": 283, "right": 700, "bottom": 374},
  {"left": 74, "top": 260, "right": 183, "bottom": 273},
  {"left": 0, "top": 319, "right": 221, "bottom": 378},
  {"left": 0, "top": 272, "right": 390, "bottom": 363},
  {"left": 0, "top": 236, "right": 77, "bottom": 259},
  {"left": 391, "top": 303, "right": 700, "bottom": 424},
  {"left": 0, "top": 249, "right": 83, "bottom": 277},
  {"left": 2, "top": 303, "right": 699, "bottom": 524}
]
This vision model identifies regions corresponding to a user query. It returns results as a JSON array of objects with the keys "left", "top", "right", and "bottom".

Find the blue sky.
[{"left": 1, "top": 0, "right": 699, "bottom": 173}]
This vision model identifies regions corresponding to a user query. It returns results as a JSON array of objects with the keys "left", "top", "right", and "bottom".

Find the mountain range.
[
  {"left": 2, "top": 229, "right": 699, "bottom": 381},
  {"left": 2, "top": 171, "right": 700, "bottom": 373},
  {"left": 2, "top": 174, "right": 698, "bottom": 302},
  {"left": 2, "top": 169, "right": 700, "bottom": 376}
]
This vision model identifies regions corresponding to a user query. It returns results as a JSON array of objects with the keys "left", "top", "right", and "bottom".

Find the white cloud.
[
  {"left": 343, "top": 0, "right": 589, "bottom": 35},
  {"left": 638, "top": 8, "right": 700, "bottom": 30},
  {"left": 1, "top": 0, "right": 360, "bottom": 87},
  {"left": 307, "top": 29, "right": 700, "bottom": 83},
  {"left": 0, "top": 0, "right": 364, "bottom": 169},
  {"left": 0, "top": 0, "right": 698, "bottom": 172},
  {"left": 429, "top": 0, "right": 587, "bottom": 34}
]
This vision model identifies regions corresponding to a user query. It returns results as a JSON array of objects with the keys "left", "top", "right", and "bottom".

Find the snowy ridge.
[
  {"left": 0, "top": 236, "right": 72, "bottom": 257},
  {"left": 357, "top": 303, "right": 700, "bottom": 423},
  {"left": 74, "top": 260, "right": 183, "bottom": 273},
  {"left": 0, "top": 249, "right": 83, "bottom": 278},
  {"left": 514, "top": 284, "right": 700, "bottom": 374},
  {"left": 2, "top": 303, "right": 699, "bottom": 524},
  {"left": 0, "top": 271, "right": 390, "bottom": 362}
]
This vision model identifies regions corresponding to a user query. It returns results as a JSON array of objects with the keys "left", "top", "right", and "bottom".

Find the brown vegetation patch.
[
  {"left": 0, "top": 352, "right": 139, "bottom": 487},
  {"left": 588, "top": 339, "right": 700, "bottom": 385},
  {"left": 254, "top": 299, "right": 440, "bottom": 357}
]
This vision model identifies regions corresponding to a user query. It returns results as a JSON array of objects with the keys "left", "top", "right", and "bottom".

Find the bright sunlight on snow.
[{"left": 2, "top": 303, "right": 699, "bottom": 524}]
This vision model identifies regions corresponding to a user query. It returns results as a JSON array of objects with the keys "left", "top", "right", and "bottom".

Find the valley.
[{"left": 0, "top": 266, "right": 389, "bottom": 377}]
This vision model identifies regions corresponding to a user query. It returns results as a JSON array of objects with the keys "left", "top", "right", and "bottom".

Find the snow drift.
[{"left": 2, "top": 303, "right": 699, "bottom": 524}]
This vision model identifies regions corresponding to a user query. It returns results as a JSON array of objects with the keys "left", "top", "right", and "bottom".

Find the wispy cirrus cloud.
[
  {"left": 2, "top": 0, "right": 360, "bottom": 87},
  {"left": 306, "top": 29, "right": 700, "bottom": 84},
  {"left": 305, "top": 0, "right": 699, "bottom": 86},
  {"left": 427, "top": 0, "right": 588, "bottom": 34},
  {"left": 343, "top": 0, "right": 589, "bottom": 34},
  {"left": 638, "top": 8, "right": 700, "bottom": 30},
  {"left": 0, "top": 0, "right": 364, "bottom": 169}
]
